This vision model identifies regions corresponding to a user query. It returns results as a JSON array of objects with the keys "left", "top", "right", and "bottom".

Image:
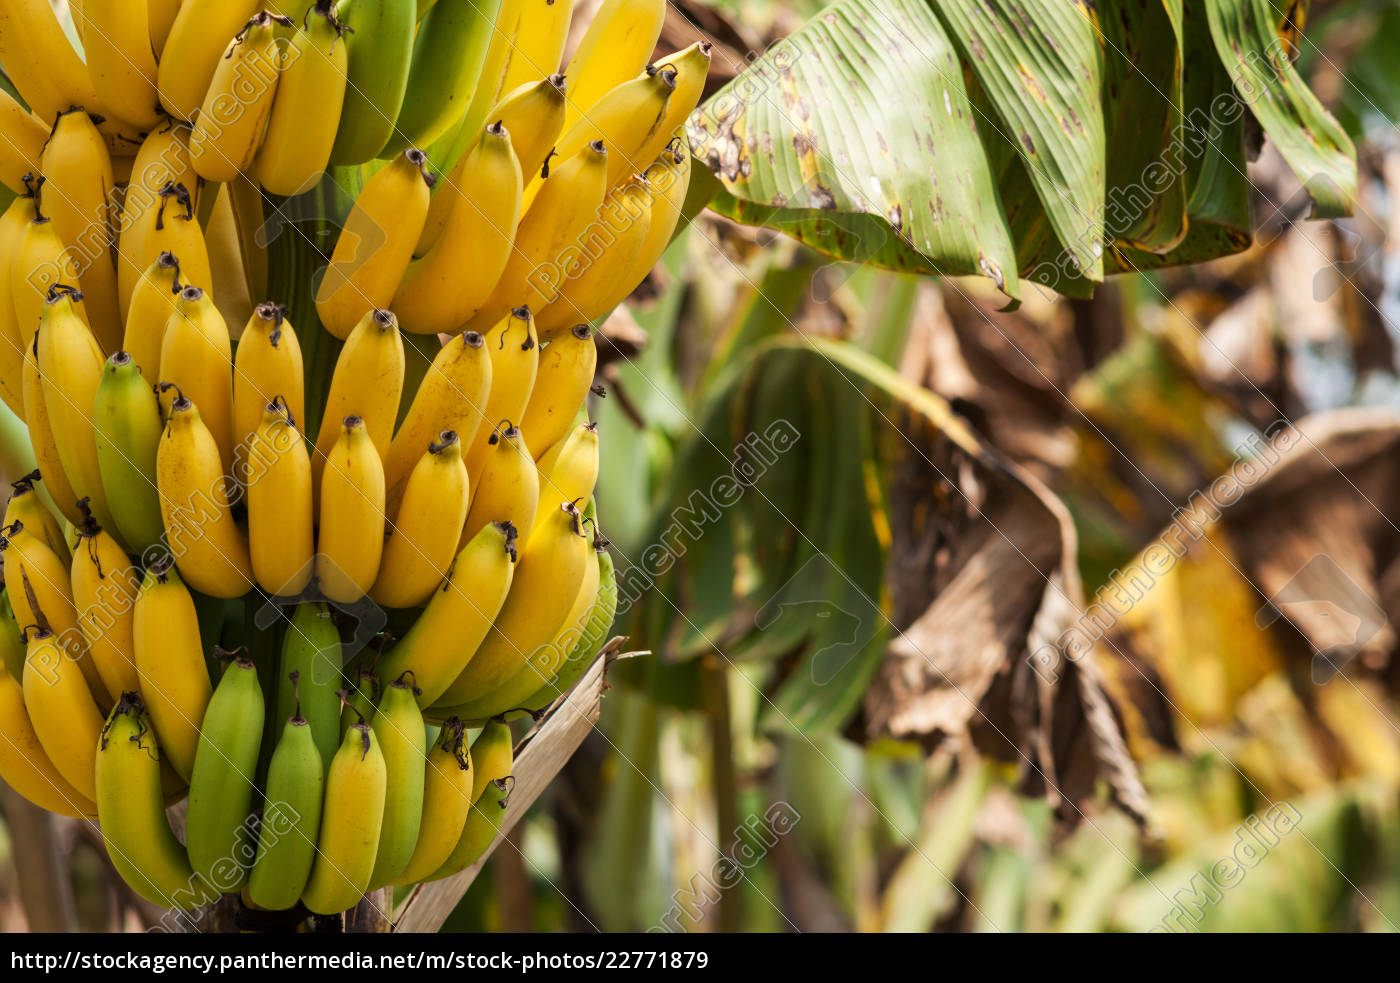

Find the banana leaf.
[
  {"left": 627, "top": 333, "right": 1148, "bottom": 822},
  {"left": 690, "top": 0, "right": 1356, "bottom": 301}
]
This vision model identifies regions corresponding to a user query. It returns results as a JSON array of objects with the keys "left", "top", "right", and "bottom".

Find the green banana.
[
  {"left": 247, "top": 672, "right": 325, "bottom": 911},
  {"left": 426, "top": 718, "right": 512, "bottom": 880},
  {"left": 92, "top": 351, "right": 165, "bottom": 557},
  {"left": 384, "top": 0, "right": 503, "bottom": 155},
  {"left": 301, "top": 720, "right": 387, "bottom": 915},
  {"left": 331, "top": 0, "right": 416, "bottom": 165},
  {"left": 95, "top": 694, "right": 219, "bottom": 910},
  {"left": 185, "top": 655, "right": 264, "bottom": 894},
  {"left": 516, "top": 544, "right": 616, "bottom": 715},
  {"left": 0, "top": 588, "right": 22, "bottom": 680},
  {"left": 367, "top": 673, "right": 426, "bottom": 888},
  {"left": 275, "top": 602, "right": 342, "bottom": 773}
]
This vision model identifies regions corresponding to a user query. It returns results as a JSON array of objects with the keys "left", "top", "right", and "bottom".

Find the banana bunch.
[{"left": 0, "top": 0, "right": 686, "bottom": 919}]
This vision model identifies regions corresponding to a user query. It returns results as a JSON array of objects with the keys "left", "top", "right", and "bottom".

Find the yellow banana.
[
  {"left": 300, "top": 720, "right": 387, "bottom": 915},
  {"left": 316, "top": 416, "right": 385, "bottom": 604},
  {"left": 373, "top": 521, "right": 516, "bottom": 706},
  {"left": 521, "top": 324, "right": 598, "bottom": 455},
  {"left": 0, "top": 193, "right": 35, "bottom": 415},
  {"left": 5, "top": 520, "right": 95, "bottom": 697},
  {"left": 0, "top": 0, "right": 96, "bottom": 126},
  {"left": 3, "top": 471, "right": 68, "bottom": 566},
  {"left": 120, "top": 123, "right": 198, "bottom": 234},
  {"left": 132, "top": 559, "right": 213, "bottom": 781},
  {"left": 96, "top": 694, "right": 218, "bottom": 908},
  {"left": 532, "top": 422, "right": 599, "bottom": 535},
  {"left": 159, "top": 286, "right": 236, "bottom": 475},
  {"left": 390, "top": 717, "right": 472, "bottom": 886},
  {"left": 534, "top": 180, "right": 652, "bottom": 340},
  {"left": 157, "top": 0, "right": 263, "bottom": 121},
  {"left": 10, "top": 192, "right": 82, "bottom": 353},
  {"left": 257, "top": 2, "right": 350, "bottom": 196},
  {"left": 425, "top": 718, "right": 512, "bottom": 880},
  {"left": 436, "top": 502, "right": 588, "bottom": 706},
  {"left": 0, "top": 668, "right": 97, "bottom": 818},
  {"left": 20, "top": 341, "right": 82, "bottom": 524},
  {"left": 71, "top": 509, "right": 142, "bottom": 701},
  {"left": 372, "top": 431, "right": 470, "bottom": 609},
  {"left": 2, "top": 590, "right": 30, "bottom": 682},
  {"left": 154, "top": 387, "right": 255, "bottom": 599},
  {"left": 0, "top": 90, "right": 46, "bottom": 195},
  {"left": 190, "top": 12, "right": 287, "bottom": 183},
  {"left": 383, "top": 330, "right": 491, "bottom": 502},
  {"left": 640, "top": 43, "right": 712, "bottom": 169},
  {"left": 311, "top": 309, "right": 404, "bottom": 495},
  {"left": 516, "top": 535, "right": 614, "bottom": 714},
  {"left": 123, "top": 185, "right": 214, "bottom": 347},
  {"left": 461, "top": 423, "right": 538, "bottom": 551},
  {"left": 148, "top": 0, "right": 180, "bottom": 57},
  {"left": 421, "top": 0, "right": 518, "bottom": 226},
  {"left": 122, "top": 252, "right": 183, "bottom": 388},
  {"left": 391, "top": 124, "right": 521, "bottom": 336},
  {"left": 491, "top": 76, "right": 568, "bottom": 188},
  {"left": 560, "top": 0, "right": 668, "bottom": 130},
  {"left": 38, "top": 109, "right": 130, "bottom": 352},
  {"left": 414, "top": 76, "right": 559, "bottom": 258},
  {"left": 624, "top": 135, "right": 691, "bottom": 289},
  {"left": 79, "top": 0, "right": 162, "bottom": 130},
  {"left": 446, "top": 533, "right": 600, "bottom": 721},
  {"left": 245, "top": 398, "right": 315, "bottom": 597},
  {"left": 36, "top": 287, "right": 114, "bottom": 531},
  {"left": 542, "top": 66, "right": 675, "bottom": 198},
  {"left": 117, "top": 124, "right": 202, "bottom": 312},
  {"left": 22, "top": 625, "right": 105, "bottom": 800},
  {"left": 462, "top": 141, "right": 608, "bottom": 334},
  {"left": 232, "top": 303, "right": 305, "bottom": 472},
  {"left": 464, "top": 308, "right": 538, "bottom": 481},
  {"left": 4, "top": 518, "right": 80, "bottom": 642},
  {"left": 500, "top": 0, "right": 574, "bottom": 93},
  {"left": 315, "top": 150, "right": 433, "bottom": 339}
]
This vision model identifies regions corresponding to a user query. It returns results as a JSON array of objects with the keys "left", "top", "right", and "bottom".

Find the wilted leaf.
[{"left": 1097, "top": 409, "right": 1400, "bottom": 787}]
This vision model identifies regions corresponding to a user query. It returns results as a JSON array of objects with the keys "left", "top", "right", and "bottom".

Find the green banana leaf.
[
  {"left": 1204, "top": 0, "right": 1356, "bottom": 218},
  {"left": 691, "top": 0, "right": 1356, "bottom": 301},
  {"left": 624, "top": 334, "right": 1013, "bottom": 733}
]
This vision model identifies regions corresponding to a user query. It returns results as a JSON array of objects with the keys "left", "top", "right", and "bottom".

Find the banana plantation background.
[{"left": 5, "top": 0, "right": 1400, "bottom": 933}]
